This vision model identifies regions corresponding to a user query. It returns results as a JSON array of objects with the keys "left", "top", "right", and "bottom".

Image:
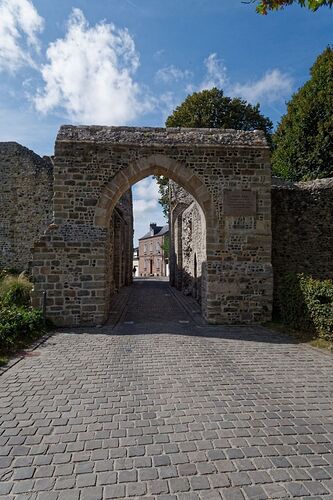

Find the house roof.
[{"left": 139, "top": 224, "right": 169, "bottom": 241}]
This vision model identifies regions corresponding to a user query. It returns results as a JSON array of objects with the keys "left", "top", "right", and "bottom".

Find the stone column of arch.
[{"left": 32, "top": 125, "right": 272, "bottom": 327}]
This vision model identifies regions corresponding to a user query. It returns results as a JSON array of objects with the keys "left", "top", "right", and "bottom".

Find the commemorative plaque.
[{"left": 223, "top": 190, "right": 257, "bottom": 216}]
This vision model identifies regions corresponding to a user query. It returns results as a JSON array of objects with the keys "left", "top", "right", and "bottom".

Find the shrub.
[
  {"left": 0, "top": 272, "right": 33, "bottom": 307},
  {"left": 277, "top": 273, "right": 333, "bottom": 342},
  {"left": 0, "top": 306, "right": 44, "bottom": 354}
]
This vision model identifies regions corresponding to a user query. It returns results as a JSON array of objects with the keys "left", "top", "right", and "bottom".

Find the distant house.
[{"left": 138, "top": 223, "right": 169, "bottom": 277}]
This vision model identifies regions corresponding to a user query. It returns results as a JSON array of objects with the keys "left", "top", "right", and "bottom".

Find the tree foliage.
[
  {"left": 155, "top": 88, "right": 273, "bottom": 217},
  {"left": 254, "top": 0, "right": 333, "bottom": 14},
  {"left": 166, "top": 88, "right": 273, "bottom": 142},
  {"left": 272, "top": 47, "right": 333, "bottom": 181},
  {"left": 153, "top": 175, "right": 169, "bottom": 219}
]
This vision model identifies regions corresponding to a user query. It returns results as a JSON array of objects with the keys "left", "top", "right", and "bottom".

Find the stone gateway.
[{"left": 30, "top": 125, "right": 273, "bottom": 327}]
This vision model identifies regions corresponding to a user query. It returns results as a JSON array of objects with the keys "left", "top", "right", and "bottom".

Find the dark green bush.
[
  {"left": 277, "top": 273, "right": 333, "bottom": 341},
  {"left": 0, "top": 306, "right": 44, "bottom": 354}
]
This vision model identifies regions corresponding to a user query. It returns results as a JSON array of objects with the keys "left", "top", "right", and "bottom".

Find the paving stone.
[
  {"left": 285, "top": 481, "right": 311, "bottom": 497},
  {"left": 208, "top": 473, "right": 230, "bottom": 488},
  {"left": 76, "top": 472, "right": 97, "bottom": 487},
  {"left": 159, "top": 465, "right": 178, "bottom": 479},
  {"left": 169, "top": 477, "right": 190, "bottom": 493},
  {"left": 97, "top": 471, "right": 117, "bottom": 485},
  {"left": 190, "top": 475, "right": 210, "bottom": 490},
  {"left": 127, "top": 482, "right": 147, "bottom": 496},
  {"left": 148, "top": 479, "right": 169, "bottom": 495},
  {"left": 263, "top": 483, "right": 288, "bottom": 498},
  {"left": 178, "top": 463, "right": 197, "bottom": 476},
  {"left": 0, "top": 284, "right": 333, "bottom": 500},
  {"left": 33, "top": 477, "right": 55, "bottom": 491},
  {"left": 139, "top": 467, "right": 159, "bottom": 480},
  {"left": 104, "top": 484, "right": 126, "bottom": 498},
  {"left": 228, "top": 472, "right": 252, "bottom": 487},
  {"left": 80, "top": 486, "right": 103, "bottom": 500},
  {"left": 242, "top": 485, "right": 267, "bottom": 500},
  {"left": 118, "top": 469, "right": 137, "bottom": 483},
  {"left": 221, "top": 487, "right": 245, "bottom": 500},
  {"left": 58, "top": 491, "right": 80, "bottom": 500},
  {"left": 0, "top": 481, "right": 13, "bottom": 495},
  {"left": 12, "top": 467, "right": 35, "bottom": 480}
]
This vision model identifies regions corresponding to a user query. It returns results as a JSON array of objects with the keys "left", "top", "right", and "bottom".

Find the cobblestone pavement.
[{"left": 1, "top": 279, "right": 333, "bottom": 500}]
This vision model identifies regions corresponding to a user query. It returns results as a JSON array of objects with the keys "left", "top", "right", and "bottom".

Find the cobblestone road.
[{"left": 1, "top": 279, "right": 333, "bottom": 499}]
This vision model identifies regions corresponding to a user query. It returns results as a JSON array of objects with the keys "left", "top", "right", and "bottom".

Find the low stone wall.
[
  {"left": 0, "top": 142, "right": 53, "bottom": 271},
  {"left": 272, "top": 177, "right": 333, "bottom": 308}
]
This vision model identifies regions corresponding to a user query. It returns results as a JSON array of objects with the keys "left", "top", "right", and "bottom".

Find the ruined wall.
[
  {"left": 272, "top": 178, "right": 333, "bottom": 306},
  {"left": 0, "top": 142, "right": 53, "bottom": 271},
  {"left": 181, "top": 202, "right": 206, "bottom": 302},
  {"left": 170, "top": 182, "right": 206, "bottom": 303},
  {"left": 108, "top": 190, "right": 133, "bottom": 296},
  {"left": 0, "top": 140, "right": 133, "bottom": 325},
  {"left": 31, "top": 126, "right": 271, "bottom": 327}
]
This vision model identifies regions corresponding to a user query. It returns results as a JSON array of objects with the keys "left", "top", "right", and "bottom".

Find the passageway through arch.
[{"left": 96, "top": 156, "right": 213, "bottom": 323}]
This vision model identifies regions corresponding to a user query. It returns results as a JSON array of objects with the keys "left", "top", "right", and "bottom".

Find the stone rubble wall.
[
  {"left": 0, "top": 142, "right": 54, "bottom": 271},
  {"left": 271, "top": 177, "right": 333, "bottom": 308},
  {"left": 0, "top": 141, "right": 132, "bottom": 326},
  {"left": 180, "top": 201, "right": 206, "bottom": 302},
  {"left": 31, "top": 126, "right": 272, "bottom": 326},
  {"left": 169, "top": 181, "right": 206, "bottom": 303},
  {"left": 1, "top": 126, "right": 272, "bottom": 326}
]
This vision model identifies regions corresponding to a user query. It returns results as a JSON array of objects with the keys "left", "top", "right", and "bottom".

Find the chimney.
[{"left": 150, "top": 222, "right": 156, "bottom": 236}]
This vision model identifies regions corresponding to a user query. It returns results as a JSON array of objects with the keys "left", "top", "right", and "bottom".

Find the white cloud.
[
  {"left": 133, "top": 176, "right": 160, "bottom": 210},
  {"left": 34, "top": 8, "right": 153, "bottom": 124},
  {"left": 191, "top": 53, "right": 293, "bottom": 105},
  {"left": 156, "top": 65, "right": 192, "bottom": 84},
  {"left": 132, "top": 176, "right": 165, "bottom": 244},
  {"left": 0, "top": 0, "right": 44, "bottom": 72},
  {"left": 200, "top": 53, "right": 228, "bottom": 90},
  {"left": 231, "top": 69, "right": 293, "bottom": 104}
]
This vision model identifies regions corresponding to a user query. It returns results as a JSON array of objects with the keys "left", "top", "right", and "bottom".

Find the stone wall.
[
  {"left": 0, "top": 142, "right": 53, "bottom": 271},
  {"left": 272, "top": 177, "right": 333, "bottom": 307},
  {"left": 170, "top": 182, "right": 206, "bottom": 303},
  {"left": 0, "top": 140, "right": 133, "bottom": 324},
  {"left": 31, "top": 125, "right": 272, "bottom": 326}
]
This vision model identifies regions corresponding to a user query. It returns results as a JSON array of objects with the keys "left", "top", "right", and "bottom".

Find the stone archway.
[
  {"left": 94, "top": 154, "right": 215, "bottom": 229},
  {"left": 32, "top": 125, "right": 273, "bottom": 327},
  {"left": 93, "top": 154, "right": 215, "bottom": 321}
]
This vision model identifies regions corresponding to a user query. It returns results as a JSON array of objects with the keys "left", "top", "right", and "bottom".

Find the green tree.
[
  {"left": 272, "top": 47, "right": 333, "bottom": 181},
  {"left": 166, "top": 88, "right": 273, "bottom": 142},
  {"left": 153, "top": 175, "right": 169, "bottom": 219},
  {"left": 161, "top": 236, "right": 170, "bottom": 260},
  {"left": 253, "top": 0, "right": 333, "bottom": 14},
  {"left": 156, "top": 88, "right": 273, "bottom": 216}
]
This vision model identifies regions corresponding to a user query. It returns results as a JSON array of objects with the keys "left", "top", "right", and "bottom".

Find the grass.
[
  {"left": 0, "top": 355, "right": 9, "bottom": 367},
  {"left": 266, "top": 321, "right": 333, "bottom": 352}
]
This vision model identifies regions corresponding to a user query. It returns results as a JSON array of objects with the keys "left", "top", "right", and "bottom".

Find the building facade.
[{"left": 138, "top": 223, "right": 169, "bottom": 277}]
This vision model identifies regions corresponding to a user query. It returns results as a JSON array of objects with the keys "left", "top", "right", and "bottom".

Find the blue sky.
[{"left": 0, "top": 0, "right": 331, "bottom": 243}]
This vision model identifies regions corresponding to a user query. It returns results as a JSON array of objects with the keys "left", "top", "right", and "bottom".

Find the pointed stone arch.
[{"left": 94, "top": 154, "right": 216, "bottom": 234}]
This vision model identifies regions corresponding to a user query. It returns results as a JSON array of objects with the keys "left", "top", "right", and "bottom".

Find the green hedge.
[
  {"left": 0, "top": 306, "right": 45, "bottom": 354},
  {"left": 277, "top": 273, "right": 333, "bottom": 342}
]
